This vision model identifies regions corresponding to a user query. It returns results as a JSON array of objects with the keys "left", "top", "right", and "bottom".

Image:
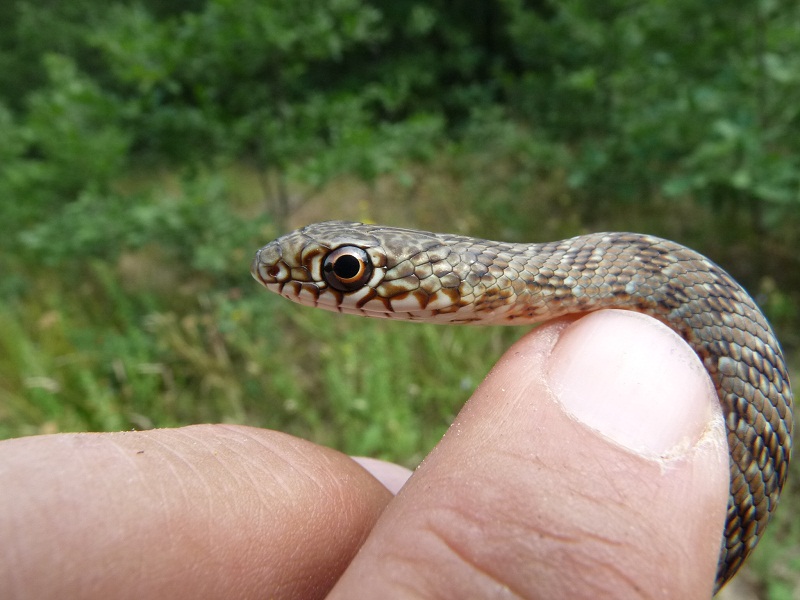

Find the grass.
[
  {"left": 1, "top": 163, "right": 798, "bottom": 597},
  {"left": 0, "top": 218, "right": 526, "bottom": 458}
]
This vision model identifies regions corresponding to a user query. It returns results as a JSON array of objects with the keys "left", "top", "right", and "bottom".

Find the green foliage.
[
  {"left": 2, "top": 0, "right": 798, "bottom": 230},
  {"left": 15, "top": 175, "right": 262, "bottom": 283},
  {"left": 0, "top": 0, "right": 102, "bottom": 109},
  {"left": 26, "top": 55, "right": 131, "bottom": 193},
  {"left": 90, "top": 0, "right": 386, "bottom": 166},
  {"left": 500, "top": 0, "right": 800, "bottom": 217},
  {"left": 0, "top": 54, "right": 131, "bottom": 241}
]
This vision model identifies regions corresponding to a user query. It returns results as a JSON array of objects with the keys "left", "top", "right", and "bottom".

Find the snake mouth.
[{"left": 296, "top": 283, "right": 497, "bottom": 324}]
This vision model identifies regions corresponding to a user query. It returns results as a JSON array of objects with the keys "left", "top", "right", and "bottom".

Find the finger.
[
  {"left": 329, "top": 310, "right": 729, "bottom": 599},
  {"left": 0, "top": 424, "right": 392, "bottom": 600},
  {"left": 350, "top": 457, "right": 413, "bottom": 495}
]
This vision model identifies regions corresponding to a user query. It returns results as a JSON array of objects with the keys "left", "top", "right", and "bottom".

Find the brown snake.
[{"left": 251, "top": 220, "right": 793, "bottom": 591}]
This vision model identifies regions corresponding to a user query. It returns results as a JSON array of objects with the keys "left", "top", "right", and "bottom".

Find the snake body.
[{"left": 251, "top": 220, "right": 793, "bottom": 590}]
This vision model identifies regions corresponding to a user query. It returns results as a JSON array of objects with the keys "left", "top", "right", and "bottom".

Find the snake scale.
[{"left": 251, "top": 220, "right": 793, "bottom": 591}]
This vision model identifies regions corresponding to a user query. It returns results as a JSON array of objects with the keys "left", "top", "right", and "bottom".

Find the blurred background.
[{"left": 0, "top": 1, "right": 798, "bottom": 596}]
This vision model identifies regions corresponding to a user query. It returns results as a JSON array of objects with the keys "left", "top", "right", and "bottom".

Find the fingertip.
[
  {"left": 350, "top": 456, "right": 413, "bottom": 495},
  {"left": 330, "top": 311, "right": 730, "bottom": 598},
  {"left": 547, "top": 309, "right": 722, "bottom": 457},
  {"left": 0, "top": 426, "right": 394, "bottom": 600}
]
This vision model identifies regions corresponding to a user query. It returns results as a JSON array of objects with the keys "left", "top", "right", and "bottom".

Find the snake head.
[
  {"left": 252, "top": 221, "right": 386, "bottom": 311},
  {"left": 251, "top": 221, "right": 489, "bottom": 321}
]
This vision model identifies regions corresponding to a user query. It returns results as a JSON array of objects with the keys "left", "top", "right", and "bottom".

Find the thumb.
[{"left": 330, "top": 310, "right": 729, "bottom": 599}]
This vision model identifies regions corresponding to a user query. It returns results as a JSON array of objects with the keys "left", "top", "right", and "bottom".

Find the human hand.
[{"left": 0, "top": 310, "right": 729, "bottom": 599}]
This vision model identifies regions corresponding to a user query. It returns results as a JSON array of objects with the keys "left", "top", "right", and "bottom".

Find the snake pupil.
[
  {"left": 322, "top": 246, "right": 373, "bottom": 292},
  {"left": 333, "top": 254, "right": 360, "bottom": 279}
]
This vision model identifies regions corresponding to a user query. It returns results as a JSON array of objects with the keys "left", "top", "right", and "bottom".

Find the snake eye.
[{"left": 322, "top": 246, "right": 373, "bottom": 292}]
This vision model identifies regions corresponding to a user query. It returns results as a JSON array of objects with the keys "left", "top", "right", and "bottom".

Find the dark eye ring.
[{"left": 322, "top": 246, "right": 373, "bottom": 292}]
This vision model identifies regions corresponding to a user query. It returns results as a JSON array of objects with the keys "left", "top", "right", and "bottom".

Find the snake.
[{"left": 251, "top": 220, "right": 793, "bottom": 591}]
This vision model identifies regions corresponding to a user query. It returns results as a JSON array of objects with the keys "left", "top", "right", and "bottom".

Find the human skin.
[{"left": 0, "top": 310, "right": 729, "bottom": 599}]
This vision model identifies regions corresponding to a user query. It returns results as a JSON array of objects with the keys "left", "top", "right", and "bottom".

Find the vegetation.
[{"left": 1, "top": 1, "right": 799, "bottom": 595}]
